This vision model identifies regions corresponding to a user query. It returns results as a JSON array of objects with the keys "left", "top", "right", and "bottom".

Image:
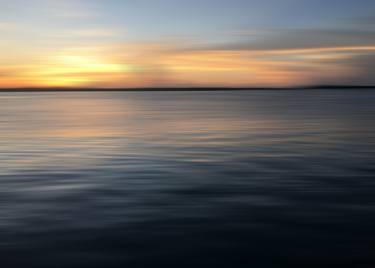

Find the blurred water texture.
[{"left": 0, "top": 90, "right": 375, "bottom": 267}]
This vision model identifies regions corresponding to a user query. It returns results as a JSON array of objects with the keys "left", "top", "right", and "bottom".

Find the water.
[{"left": 1, "top": 90, "right": 375, "bottom": 267}]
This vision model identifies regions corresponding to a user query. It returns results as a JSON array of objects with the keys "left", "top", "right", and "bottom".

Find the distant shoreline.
[{"left": 0, "top": 86, "right": 374, "bottom": 92}]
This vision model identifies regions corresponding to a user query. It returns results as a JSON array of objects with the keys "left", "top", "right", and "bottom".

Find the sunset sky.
[{"left": 1, "top": 0, "right": 375, "bottom": 88}]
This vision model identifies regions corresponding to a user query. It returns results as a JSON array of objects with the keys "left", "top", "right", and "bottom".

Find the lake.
[{"left": 1, "top": 90, "right": 375, "bottom": 267}]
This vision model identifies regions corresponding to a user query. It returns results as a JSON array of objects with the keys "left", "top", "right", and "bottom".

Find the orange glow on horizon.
[{"left": 1, "top": 45, "right": 374, "bottom": 88}]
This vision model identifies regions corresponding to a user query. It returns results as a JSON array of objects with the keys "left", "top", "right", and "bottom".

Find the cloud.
[
  {"left": 330, "top": 54, "right": 375, "bottom": 85},
  {"left": 67, "top": 29, "right": 121, "bottom": 38},
  {"left": 110, "top": 27, "right": 375, "bottom": 87},
  {"left": 2, "top": 38, "right": 375, "bottom": 88},
  {"left": 344, "top": 15, "right": 375, "bottom": 27},
  {"left": 0, "top": 22, "right": 21, "bottom": 32},
  {"left": 208, "top": 28, "right": 375, "bottom": 52}
]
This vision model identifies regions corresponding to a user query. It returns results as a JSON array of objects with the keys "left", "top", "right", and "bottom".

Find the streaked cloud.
[
  {"left": 66, "top": 28, "right": 121, "bottom": 38},
  {"left": 210, "top": 28, "right": 375, "bottom": 51},
  {"left": 1, "top": 40, "right": 375, "bottom": 88},
  {"left": 0, "top": 22, "right": 17, "bottom": 31}
]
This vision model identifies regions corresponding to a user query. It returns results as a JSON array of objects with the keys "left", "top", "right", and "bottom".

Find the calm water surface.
[{"left": 1, "top": 90, "right": 375, "bottom": 267}]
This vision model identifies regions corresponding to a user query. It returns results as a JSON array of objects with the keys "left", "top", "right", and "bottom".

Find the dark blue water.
[{"left": 1, "top": 90, "right": 375, "bottom": 268}]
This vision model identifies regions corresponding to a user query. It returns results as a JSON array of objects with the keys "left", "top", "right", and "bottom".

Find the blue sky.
[{"left": 2, "top": 0, "right": 375, "bottom": 40}]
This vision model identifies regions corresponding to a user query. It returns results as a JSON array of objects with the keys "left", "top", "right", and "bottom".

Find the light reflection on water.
[{"left": 1, "top": 90, "right": 375, "bottom": 267}]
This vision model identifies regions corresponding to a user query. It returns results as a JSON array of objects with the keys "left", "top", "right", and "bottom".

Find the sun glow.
[{"left": 25, "top": 54, "right": 130, "bottom": 87}]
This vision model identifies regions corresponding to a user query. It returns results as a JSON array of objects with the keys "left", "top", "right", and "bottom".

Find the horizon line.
[{"left": 0, "top": 85, "right": 374, "bottom": 92}]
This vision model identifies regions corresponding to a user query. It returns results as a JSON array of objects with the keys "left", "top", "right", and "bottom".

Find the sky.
[{"left": 0, "top": 0, "right": 375, "bottom": 88}]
